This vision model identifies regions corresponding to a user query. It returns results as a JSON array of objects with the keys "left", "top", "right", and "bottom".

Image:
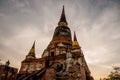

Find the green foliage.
[
  {"left": 108, "top": 66, "right": 120, "bottom": 80},
  {"left": 103, "top": 66, "right": 120, "bottom": 80}
]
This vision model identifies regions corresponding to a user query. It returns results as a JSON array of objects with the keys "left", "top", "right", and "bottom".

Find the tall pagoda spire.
[
  {"left": 52, "top": 5, "right": 72, "bottom": 45},
  {"left": 26, "top": 41, "right": 36, "bottom": 59},
  {"left": 28, "top": 41, "right": 35, "bottom": 55},
  {"left": 72, "top": 31, "right": 80, "bottom": 47},
  {"left": 74, "top": 31, "right": 77, "bottom": 41},
  {"left": 58, "top": 5, "right": 68, "bottom": 26}
]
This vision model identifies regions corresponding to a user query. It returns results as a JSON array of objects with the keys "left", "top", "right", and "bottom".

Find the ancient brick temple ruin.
[
  {"left": 0, "top": 60, "right": 18, "bottom": 80},
  {"left": 17, "top": 6, "right": 94, "bottom": 80}
]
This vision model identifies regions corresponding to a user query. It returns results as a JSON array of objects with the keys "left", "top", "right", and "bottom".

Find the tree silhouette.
[
  {"left": 108, "top": 66, "right": 120, "bottom": 80},
  {"left": 103, "top": 66, "right": 120, "bottom": 80}
]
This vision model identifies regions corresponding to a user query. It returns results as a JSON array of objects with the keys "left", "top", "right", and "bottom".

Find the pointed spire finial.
[
  {"left": 72, "top": 31, "right": 80, "bottom": 47},
  {"left": 28, "top": 41, "right": 35, "bottom": 55},
  {"left": 74, "top": 31, "right": 77, "bottom": 41},
  {"left": 5, "top": 60, "right": 10, "bottom": 66},
  {"left": 62, "top": 5, "right": 65, "bottom": 15},
  {"left": 32, "top": 41, "right": 35, "bottom": 49},
  {"left": 58, "top": 5, "right": 68, "bottom": 26}
]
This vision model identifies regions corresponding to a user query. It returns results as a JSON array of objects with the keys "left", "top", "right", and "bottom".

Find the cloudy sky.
[{"left": 0, "top": 0, "right": 120, "bottom": 79}]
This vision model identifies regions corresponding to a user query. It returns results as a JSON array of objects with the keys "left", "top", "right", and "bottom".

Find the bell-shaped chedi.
[
  {"left": 52, "top": 6, "right": 72, "bottom": 45},
  {"left": 42, "top": 6, "right": 72, "bottom": 58}
]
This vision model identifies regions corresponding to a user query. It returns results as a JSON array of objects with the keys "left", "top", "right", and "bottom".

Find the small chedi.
[
  {"left": 0, "top": 60, "right": 18, "bottom": 80},
  {"left": 17, "top": 6, "right": 94, "bottom": 80}
]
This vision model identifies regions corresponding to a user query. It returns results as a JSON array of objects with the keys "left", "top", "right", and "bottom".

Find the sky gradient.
[{"left": 0, "top": 0, "right": 120, "bottom": 80}]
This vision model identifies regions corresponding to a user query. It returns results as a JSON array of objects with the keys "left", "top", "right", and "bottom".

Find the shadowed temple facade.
[
  {"left": 0, "top": 60, "right": 18, "bottom": 80},
  {"left": 17, "top": 6, "right": 94, "bottom": 80}
]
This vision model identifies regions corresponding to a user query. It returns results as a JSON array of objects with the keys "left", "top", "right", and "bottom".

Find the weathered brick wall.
[
  {"left": 45, "top": 68, "right": 56, "bottom": 80},
  {"left": 0, "top": 65, "right": 18, "bottom": 80}
]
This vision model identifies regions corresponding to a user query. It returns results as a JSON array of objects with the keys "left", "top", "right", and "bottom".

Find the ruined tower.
[{"left": 17, "top": 6, "right": 94, "bottom": 80}]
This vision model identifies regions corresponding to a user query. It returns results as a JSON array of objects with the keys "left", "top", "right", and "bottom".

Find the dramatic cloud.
[{"left": 0, "top": 0, "right": 120, "bottom": 80}]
